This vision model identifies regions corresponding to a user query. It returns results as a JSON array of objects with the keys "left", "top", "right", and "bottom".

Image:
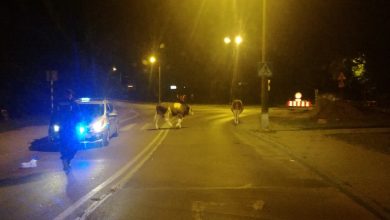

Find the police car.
[{"left": 48, "top": 98, "right": 119, "bottom": 146}]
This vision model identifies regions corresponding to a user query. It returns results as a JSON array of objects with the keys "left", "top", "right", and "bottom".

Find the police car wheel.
[
  {"left": 112, "top": 124, "right": 119, "bottom": 137},
  {"left": 103, "top": 130, "right": 110, "bottom": 146}
]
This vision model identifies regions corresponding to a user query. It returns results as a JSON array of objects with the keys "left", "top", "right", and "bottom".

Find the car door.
[{"left": 106, "top": 102, "right": 117, "bottom": 136}]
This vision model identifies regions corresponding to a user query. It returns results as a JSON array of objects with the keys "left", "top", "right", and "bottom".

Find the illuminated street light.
[
  {"left": 111, "top": 66, "right": 122, "bottom": 84},
  {"left": 149, "top": 56, "right": 156, "bottom": 64},
  {"left": 224, "top": 37, "right": 231, "bottom": 44},
  {"left": 235, "top": 36, "right": 243, "bottom": 45},
  {"left": 148, "top": 55, "right": 161, "bottom": 103},
  {"left": 224, "top": 35, "right": 243, "bottom": 102},
  {"left": 224, "top": 35, "right": 242, "bottom": 45}
]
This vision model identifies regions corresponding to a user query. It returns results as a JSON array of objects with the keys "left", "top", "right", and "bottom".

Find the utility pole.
[
  {"left": 260, "top": 0, "right": 270, "bottom": 130},
  {"left": 158, "top": 63, "right": 161, "bottom": 103}
]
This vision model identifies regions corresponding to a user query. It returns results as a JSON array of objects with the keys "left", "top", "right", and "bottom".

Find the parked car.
[{"left": 48, "top": 98, "right": 119, "bottom": 147}]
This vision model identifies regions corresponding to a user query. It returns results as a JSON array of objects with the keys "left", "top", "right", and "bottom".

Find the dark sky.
[{"left": 1, "top": 0, "right": 390, "bottom": 108}]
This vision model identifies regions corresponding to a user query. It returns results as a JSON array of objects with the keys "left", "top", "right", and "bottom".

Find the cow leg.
[
  {"left": 233, "top": 110, "right": 239, "bottom": 124},
  {"left": 175, "top": 118, "right": 182, "bottom": 129},
  {"left": 154, "top": 112, "right": 160, "bottom": 129},
  {"left": 165, "top": 109, "right": 173, "bottom": 128}
]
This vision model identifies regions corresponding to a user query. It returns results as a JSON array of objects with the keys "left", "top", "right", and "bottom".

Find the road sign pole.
[
  {"left": 158, "top": 64, "right": 161, "bottom": 103},
  {"left": 46, "top": 70, "right": 58, "bottom": 113},
  {"left": 260, "top": 0, "right": 269, "bottom": 130}
]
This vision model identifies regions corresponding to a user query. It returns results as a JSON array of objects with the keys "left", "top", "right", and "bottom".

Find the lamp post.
[
  {"left": 224, "top": 35, "right": 242, "bottom": 102},
  {"left": 149, "top": 56, "right": 161, "bottom": 103},
  {"left": 112, "top": 66, "right": 122, "bottom": 84}
]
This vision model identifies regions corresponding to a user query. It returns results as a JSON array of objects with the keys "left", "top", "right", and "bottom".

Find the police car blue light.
[
  {"left": 53, "top": 124, "right": 60, "bottom": 132},
  {"left": 77, "top": 124, "right": 87, "bottom": 135}
]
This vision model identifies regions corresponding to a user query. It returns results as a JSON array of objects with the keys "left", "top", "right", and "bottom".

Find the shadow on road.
[
  {"left": 29, "top": 137, "right": 59, "bottom": 152},
  {"left": 146, "top": 127, "right": 188, "bottom": 131},
  {"left": 0, "top": 172, "right": 48, "bottom": 187}
]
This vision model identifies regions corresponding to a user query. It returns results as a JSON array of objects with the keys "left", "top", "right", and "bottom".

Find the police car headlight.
[
  {"left": 53, "top": 124, "right": 60, "bottom": 132},
  {"left": 92, "top": 118, "right": 106, "bottom": 133}
]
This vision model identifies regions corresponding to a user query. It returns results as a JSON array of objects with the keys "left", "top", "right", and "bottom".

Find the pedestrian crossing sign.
[{"left": 258, "top": 63, "right": 272, "bottom": 77}]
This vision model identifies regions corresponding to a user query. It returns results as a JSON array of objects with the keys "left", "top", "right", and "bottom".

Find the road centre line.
[
  {"left": 115, "top": 129, "right": 169, "bottom": 189},
  {"left": 54, "top": 129, "right": 169, "bottom": 220},
  {"left": 78, "top": 130, "right": 170, "bottom": 219}
]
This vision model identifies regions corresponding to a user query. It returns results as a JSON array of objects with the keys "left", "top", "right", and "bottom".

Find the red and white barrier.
[{"left": 287, "top": 100, "right": 311, "bottom": 107}]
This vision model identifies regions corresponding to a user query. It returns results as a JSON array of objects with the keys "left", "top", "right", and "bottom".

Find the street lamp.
[
  {"left": 235, "top": 35, "right": 243, "bottom": 45},
  {"left": 224, "top": 35, "right": 243, "bottom": 102},
  {"left": 224, "top": 37, "right": 231, "bottom": 44},
  {"left": 149, "top": 55, "right": 161, "bottom": 103},
  {"left": 111, "top": 66, "right": 123, "bottom": 84},
  {"left": 224, "top": 35, "right": 242, "bottom": 46},
  {"left": 149, "top": 56, "right": 156, "bottom": 64}
]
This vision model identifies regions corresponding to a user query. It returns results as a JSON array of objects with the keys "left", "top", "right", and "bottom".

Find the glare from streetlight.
[
  {"left": 112, "top": 66, "right": 117, "bottom": 71},
  {"left": 149, "top": 56, "right": 156, "bottom": 64},
  {"left": 224, "top": 37, "right": 231, "bottom": 44},
  {"left": 235, "top": 36, "right": 243, "bottom": 45}
]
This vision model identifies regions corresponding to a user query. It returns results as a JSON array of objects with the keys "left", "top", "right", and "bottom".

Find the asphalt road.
[
  {"left": 87, "top": 104, "right": 377, "bottom": 220},
  {"left": 0, "top": 103, "right": 382, "bottom": 219}
]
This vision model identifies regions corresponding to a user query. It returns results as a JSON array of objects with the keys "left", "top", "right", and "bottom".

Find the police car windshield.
[{"left": 78, "top": 104, "right": 104, "bottom": 119}]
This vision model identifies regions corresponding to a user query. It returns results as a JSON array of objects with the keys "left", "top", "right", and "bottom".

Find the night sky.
[{"left": 1, "top": 0, "right": 390, "bottom": 115}]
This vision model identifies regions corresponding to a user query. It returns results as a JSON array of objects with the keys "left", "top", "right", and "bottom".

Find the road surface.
[{"left": 0, "top": 103, "right": 387, "bottom": 219}]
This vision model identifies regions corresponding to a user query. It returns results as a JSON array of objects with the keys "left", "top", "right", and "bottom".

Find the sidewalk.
[{"left": 239, "top": 109, "right": 390, "bottom": 219}]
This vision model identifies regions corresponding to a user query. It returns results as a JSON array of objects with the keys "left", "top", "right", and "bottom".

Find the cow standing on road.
[
  {"left": 154, "top": 102, "right": 193, "bottom": 129},
  {"left": 231, "top": 99, "right": 243, "bottom": 125}
]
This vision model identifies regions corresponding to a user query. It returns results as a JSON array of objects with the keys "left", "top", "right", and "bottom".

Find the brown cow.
[
  {"left": 231, "top": 99, "right": 243, "bottom": 125},
  {"left": 154, "top": 102, "right": 193, "bottom": 129}
]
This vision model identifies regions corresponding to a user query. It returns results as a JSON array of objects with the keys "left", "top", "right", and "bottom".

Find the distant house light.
[
  {"left": 170, "top": 85, "right": 177, "bottom": 90},
  {"left": 127, "top": 84, "right": 134, "bottom": 88}
]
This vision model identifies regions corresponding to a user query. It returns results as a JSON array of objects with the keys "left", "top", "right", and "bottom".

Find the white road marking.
[
  {"left": 120, "top": 123, "right": 136, "bottom": 132},
  {"left": 54, "top": 129, "right": 169, "bottom": 220},
  {"left": 114, "top": 129, "right": 169, "bottom": 188},
  {"left": 78, "top": 129, "right": 169, "bottom": 220}
]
